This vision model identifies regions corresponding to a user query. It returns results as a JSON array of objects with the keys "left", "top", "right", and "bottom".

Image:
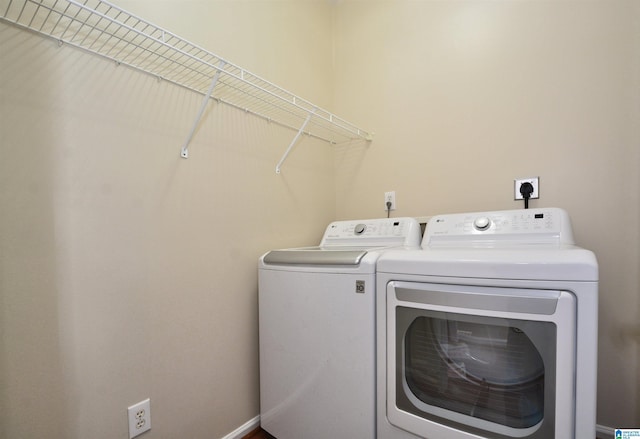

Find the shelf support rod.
[
  {"left": 181, "top": 60, "right": 226, "bottom": 159},
  {"left": 275, "top": 108, "right": 317, "bottom": 174}
]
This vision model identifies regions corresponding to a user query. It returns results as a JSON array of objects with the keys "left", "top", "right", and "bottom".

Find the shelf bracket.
[
  {"left": 180, "top": 60, "right": 227, "bottom": 159},
  {"left": 275, "top": 108, "right": 317, "bottom": 174}
]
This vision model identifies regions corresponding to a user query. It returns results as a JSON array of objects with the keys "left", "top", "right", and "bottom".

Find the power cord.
[
  {"left": 386, "top": 201, "right": 392, "bottom": 218},
  {"left": 520, "top": 182, "right": 534, "bottom": 209}
]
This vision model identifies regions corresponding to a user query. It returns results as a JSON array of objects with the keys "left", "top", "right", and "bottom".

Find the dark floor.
[{"left": 242, "top": 427, "right": 276, "bottom": 439}]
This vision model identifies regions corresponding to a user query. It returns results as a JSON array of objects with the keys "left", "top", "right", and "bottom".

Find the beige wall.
[
  {"left": 1, "top": 1, "right": 638, "bottom": 438},
  {"left": 0, "top": 1, "right": 335, "bottom": 438},
  {"left": 333, "top": 0, "right": 640, "bottom": 429}
]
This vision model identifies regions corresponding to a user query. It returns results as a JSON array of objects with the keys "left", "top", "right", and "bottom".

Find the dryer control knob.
[
  {"left": 473, "top": 217, "right": 491, "bottom": 231},
  {"left": 354, "top": 223, "right": 366, "bottom": 234}
]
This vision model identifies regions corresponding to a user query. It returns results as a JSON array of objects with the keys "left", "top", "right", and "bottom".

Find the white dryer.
[
  {"left": 376, "top": 208, "right": 598, "bottom": 439},
  {"left": 259, "top": 217, "right": 421, "bottom": 439}
]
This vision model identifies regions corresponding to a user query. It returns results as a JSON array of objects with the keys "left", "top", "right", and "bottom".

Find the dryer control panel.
[{"left": 424, "top": 208, "right": 574, "bottom": 248}]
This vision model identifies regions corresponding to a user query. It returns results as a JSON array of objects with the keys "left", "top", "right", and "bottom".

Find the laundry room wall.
[
  {"left": 332, "top": 0, "right": 640, "bottom": 430},
  {"left": 0, "top": 1, "right": 336, "bottom": 438},
  {"left": 3, "top": 1, "right": 638, "bottom": 437}
]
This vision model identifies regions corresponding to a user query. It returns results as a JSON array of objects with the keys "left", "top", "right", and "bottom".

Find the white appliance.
[
  {"left": 376, "top": 208, "right": 598, "bottom": 439},
  {"left": 259, "top": 217, "right": 422, "bottom": 439}
]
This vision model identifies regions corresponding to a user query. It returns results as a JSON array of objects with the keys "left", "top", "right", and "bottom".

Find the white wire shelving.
[{"left": 1, "top": 0, "right": 373, "bottom": 172}]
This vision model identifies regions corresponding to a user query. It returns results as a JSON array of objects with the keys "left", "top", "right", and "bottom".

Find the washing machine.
[
  {"left": 376, "top": 208, "right": 598, "bottom": 439},
  {"left": 259, "top": 217, "right": 421, "bottom": 439}
]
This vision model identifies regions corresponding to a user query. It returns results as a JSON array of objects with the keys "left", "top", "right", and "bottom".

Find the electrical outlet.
[
  {"left": 384, "top": 191, "right": 396, "bottom": 211},
  {"left": 514, "top": 177, "right": 540, "bottom": 200},
  {"left": 128, "top": 399, "right": 151, "bottom": 439}
]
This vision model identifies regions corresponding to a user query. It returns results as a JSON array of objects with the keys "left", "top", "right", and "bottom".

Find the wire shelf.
[{"left": 1, "top": 0, "right": 373, "bottom": 166}]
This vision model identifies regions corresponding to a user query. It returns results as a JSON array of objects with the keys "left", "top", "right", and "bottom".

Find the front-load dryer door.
[{"left": 386, "top": 281, "right": 576, "bottom": 439}]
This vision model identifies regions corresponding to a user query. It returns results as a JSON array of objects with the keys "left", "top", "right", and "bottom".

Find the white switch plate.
[
  {"left": 514, "top": 177, "right": 540, "bottom": 200},
  {"left": 128, "top": 399, "right": 151, "bottom": 439}
]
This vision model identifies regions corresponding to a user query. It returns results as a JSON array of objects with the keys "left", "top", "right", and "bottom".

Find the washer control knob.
[
  {"left": 473, "top": 217, "right": 491, "bottom": 231},
  {"left": 354, "top": 223, "right": 366, "bottom": 235}
]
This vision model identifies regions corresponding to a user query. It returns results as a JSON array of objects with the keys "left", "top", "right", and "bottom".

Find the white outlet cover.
[
  {"left": 384, "top": 191, "right": 396, "bottom": 210},
  {"left": 128, "top": 398, "right": 151, "bottom": 439},
  {"left": 514, "top": 177, "right": 540, "bottom": 200}
]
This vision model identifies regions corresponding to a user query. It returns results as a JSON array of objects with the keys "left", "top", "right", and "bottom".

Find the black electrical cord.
[
  {"left": 386, "top": 201, "right": 392, "bottom": 218},
  {"left": 520, "top": 182, "right": 534, "bottom": 209}
]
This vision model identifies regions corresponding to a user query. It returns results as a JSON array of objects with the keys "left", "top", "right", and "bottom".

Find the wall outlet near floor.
[
  {"left": 514, "top": 177, "right": 540, "bottom": 200},
  {"left": 384, "top": 191, "right": 396, "bottom": 211},
  {"left": 128, "top": 398, "right": 151, "bottom": 439}
]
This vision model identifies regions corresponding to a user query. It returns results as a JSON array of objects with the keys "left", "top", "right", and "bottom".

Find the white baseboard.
[
  {"left": 596, "top": 424, "right": 614, "bottom": 438},
  {"left": 220, "top": 415, "right": 260, "bottom": 439}
]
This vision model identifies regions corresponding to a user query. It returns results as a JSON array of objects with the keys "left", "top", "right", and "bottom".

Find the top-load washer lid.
[
  {"left": 261, "top": 217, "right": 422, "bottom": 267},
  {"left": 263, "top": 246, "right": 369, "bottom": 265}
]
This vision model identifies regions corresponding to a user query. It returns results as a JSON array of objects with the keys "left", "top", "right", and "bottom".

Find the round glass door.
[
  {"left": 406, "top": 316, "right": 544, "bottom": 428},
  {"left": 396, "top": 309, "right": 557, "bottom": 438}
]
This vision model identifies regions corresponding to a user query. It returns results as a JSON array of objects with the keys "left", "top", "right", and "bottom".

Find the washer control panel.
[
  {"left": 321, "top": 217, "right": 422, "bottom": 247},
  {"left": 425, "top": 208, "right": 574, "bottom": 247}
]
